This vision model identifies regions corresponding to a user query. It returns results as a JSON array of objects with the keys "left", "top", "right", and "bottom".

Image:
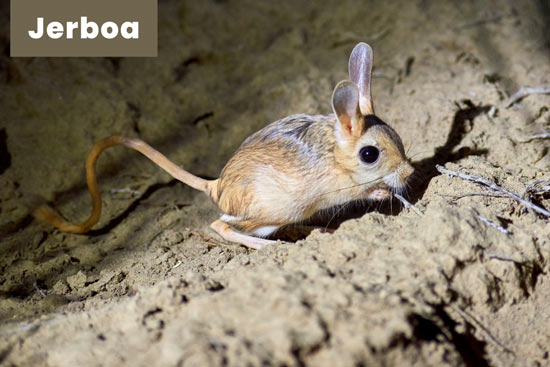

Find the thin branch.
[
  {"left": 394, "top": 193, "right": 423, "bottom": 216},
  {"left": 436, "top": 165, "right": 550, "bottom": 217},
  {"left": 33, "top": 281, "right": 47, "bottom": 297},
  {"left": 505, "top": 85, "right": 550, "bottom": 107},
  {"left": 450, "top": 305, "right": 515, "bottom": 354},
  {"left": 524, "top": 180, "right": 550, "bottom": 196},
  {"left": 436, "top": 192, "right": 508, "bottom": 200},
  {"left": 484, "top": 251, "right": 521, "bottom": 264},
  {"left": 109, "top": 188, "right": 141, "bottom": 195},
  {"left": 475, "top": 213, "right": 510, "bottom": 235},
  {"left": 520, "top": 129, "right": 550, "bottom": 143},
  {"left": 0, "top": 321, "right": 41, "bottom": 337}
]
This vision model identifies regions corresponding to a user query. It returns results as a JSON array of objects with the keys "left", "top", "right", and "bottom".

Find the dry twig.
[
  {"left": 437, "top": 192, "right": 507, "bottom": 200},
  {"left": 394, "top": 193, "right": 423, "bottom": 216},
  {"left": 33, "top": 281, "right": 47, "bottom": 297},
  {"left": 475, "top": 212, "right": 510, "bottom": 235},
  {"left": 505, "top": 85, "right": 550, "bottom": 107},
  {"left": 109, "top": 188, "right": 141, "bottom": 195},
  {"left": 450, "top": 305, "right": 514, "bottom": 354},
  {"left": 436, "top": 165, "right": 550, "bottom": 217},
  {"left": 484, "top": 251, "right": 521, "bottom": 263},
  {"left": 524, "top": 180, "right": 550, "bottom": 196},
  {"left": 520, "top": 129, "right": 550, "bottom": 143}
]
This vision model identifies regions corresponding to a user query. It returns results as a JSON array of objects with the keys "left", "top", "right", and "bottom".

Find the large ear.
[
  {"left": 332, "top": 80, "right": 364, "bottom": 141},
  {"left": 348, "top": 42, "right": 374, "bottom": 115}
]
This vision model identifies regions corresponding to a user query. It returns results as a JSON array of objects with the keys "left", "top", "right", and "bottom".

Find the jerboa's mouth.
[{"left": 365, "top": 182, "right": 392, "bottom": 200}]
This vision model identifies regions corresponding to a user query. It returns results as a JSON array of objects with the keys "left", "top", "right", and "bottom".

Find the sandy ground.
[{"left": 1, "top": 0, "right": 549, "bottom": 366}]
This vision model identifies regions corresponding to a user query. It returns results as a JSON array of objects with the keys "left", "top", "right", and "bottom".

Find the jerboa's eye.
[{"left": 359, "top": 146, "right": 379, "bottom": 164}]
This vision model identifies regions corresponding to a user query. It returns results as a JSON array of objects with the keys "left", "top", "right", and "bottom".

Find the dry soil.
[{"left": 1, "top": 1, "right": 549, "bottom": 366}]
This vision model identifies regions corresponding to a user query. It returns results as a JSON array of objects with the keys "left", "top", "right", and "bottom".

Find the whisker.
[
  {"left": 408, "top": 150, "right": 433, "bottom": 160},
  {"left": 406, "top": 142, "right": 414, "bottom": 156},
  {"left": 318, "top": 176, "right": 385, "bottom": 197},
  {"left": 325, "top": 201, "right": 353, "bottom": 230}
]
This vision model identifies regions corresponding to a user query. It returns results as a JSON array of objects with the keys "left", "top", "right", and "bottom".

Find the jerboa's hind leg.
[{"left": 210, "top": 219, "right": 278, "bottom": 249}]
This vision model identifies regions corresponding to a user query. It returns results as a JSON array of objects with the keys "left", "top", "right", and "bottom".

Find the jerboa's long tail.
[{"left": 33, "top": 136, "right": 215, "bottom": 233}]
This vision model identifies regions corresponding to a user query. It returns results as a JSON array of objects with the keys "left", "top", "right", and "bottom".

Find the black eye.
[{"left": 359, "top": 146, "right": 380, "bottom": 164}]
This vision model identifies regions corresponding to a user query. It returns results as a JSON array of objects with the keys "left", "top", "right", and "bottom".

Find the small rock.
[
  {"left": 52, "top": 279, "right": 70, "bottom": 294},
  {"left": 66, "top": 271, "right": 87, "bottom": 290}
]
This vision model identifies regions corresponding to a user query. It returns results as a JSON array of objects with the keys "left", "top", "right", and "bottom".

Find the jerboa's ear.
[
  {"left": 349, "top": 42, "right": 374, "bottom": 115},
  {"left": 332, "top": 80, "right": 364, "bottom": 141}
]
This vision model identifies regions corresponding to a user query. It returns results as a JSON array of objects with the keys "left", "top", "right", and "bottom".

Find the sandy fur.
[{"left": 213, "top": 113, "right": 413, "bottom": 233}]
